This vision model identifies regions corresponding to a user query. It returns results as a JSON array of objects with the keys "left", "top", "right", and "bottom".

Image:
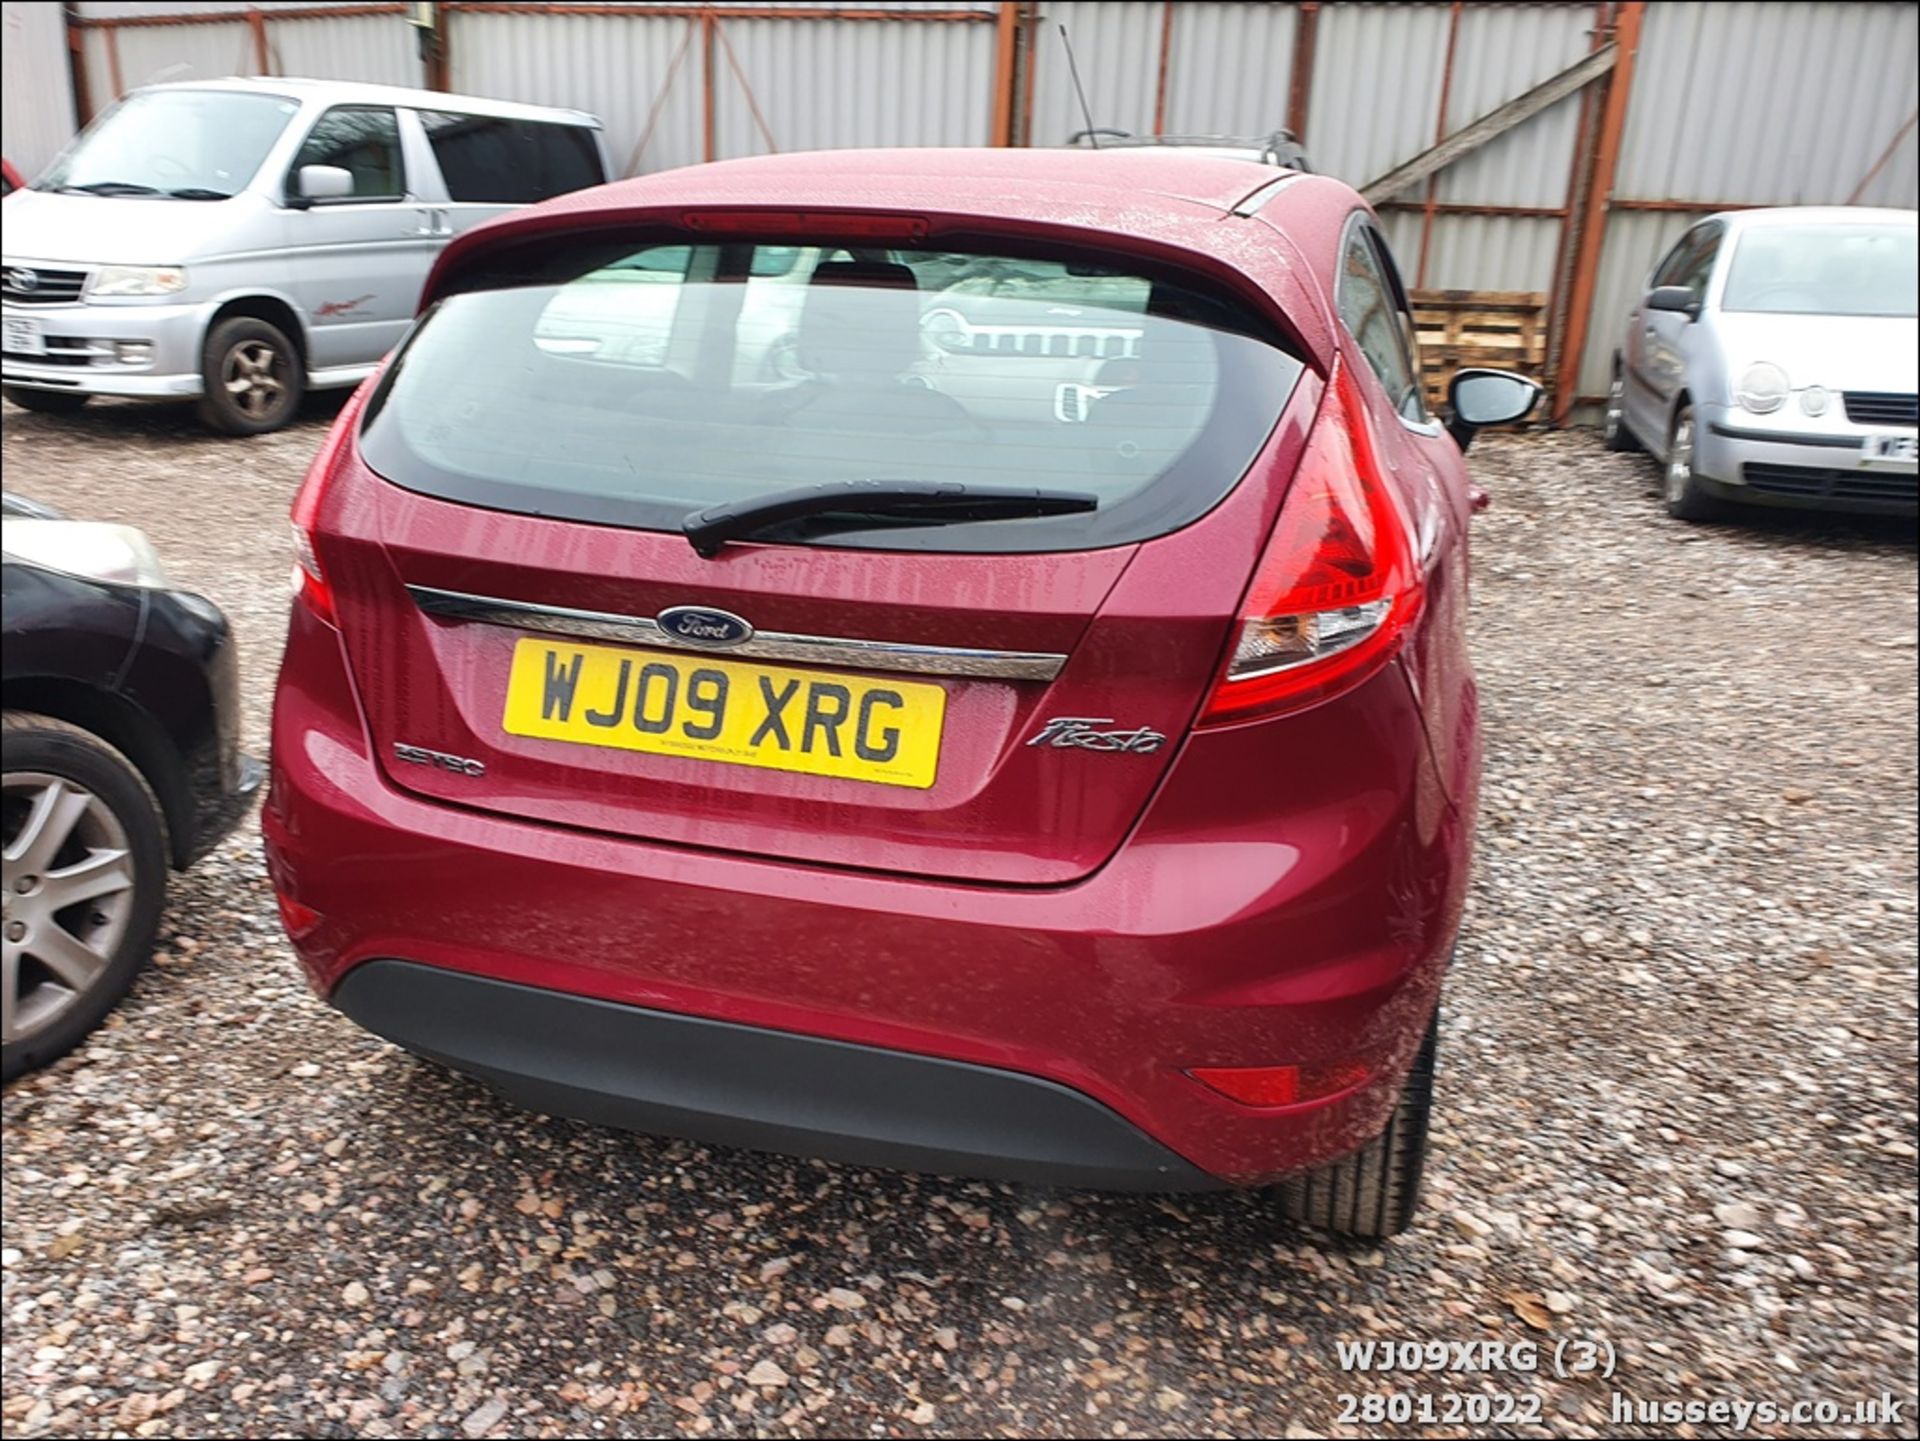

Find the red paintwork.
[
  {"left": 263, "top": 149, "right": 1482, "bottom": 1185},
  {"left": 1, "top": 158, "right": 23, "bottom": 196}
]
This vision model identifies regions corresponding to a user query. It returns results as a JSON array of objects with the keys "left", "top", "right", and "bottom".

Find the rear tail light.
[
  {"left": 1188, "top": 1060, "right": 1372, "bottom": 1109},
  {"left": 1199, "top": 360, "right": 1423, "bottom": 725},
  {"left": 288, "top": 380, "right": 372, "bottom": 627}
]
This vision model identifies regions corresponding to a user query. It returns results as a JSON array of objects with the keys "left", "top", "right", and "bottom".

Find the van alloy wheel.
[
  {"left": 222, "top": 339, "right": 287, "bottom": 420},
  {"left": 1, "top": 773, "right": 136, "bottom": 1046}
]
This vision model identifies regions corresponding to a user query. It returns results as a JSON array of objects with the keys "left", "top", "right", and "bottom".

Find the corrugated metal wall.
[
  {"left": 714, "top": 16, "right": 998, "bottom": 162},
  {"left": 1026, "top": 0, "right": 1166, "bottom": 145},
  {"left": 1577, "top": 0, "right": 1920, "bottom": 401},
  {"left": 1164, "top": 3, "right": 1296, "bottom": 139},
  {"left": 267, "top": 12, "right": 416, "bottom": 88},
  {"left": 449, "top": 7, "right": 702, "bottom": 175},
  {"left": 69, "top": 1, "right": 411, "bottom": 103},
  {"left": 12, "top": 2, "right": 1917, "bottom": 421},
  {"left": 2, "top": 1, "right": 76, "bottom": 178}
]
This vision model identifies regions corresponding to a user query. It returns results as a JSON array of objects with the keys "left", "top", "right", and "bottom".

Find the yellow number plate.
[{"left": 502, "top": 637, "right": 946, "bottom": 789}]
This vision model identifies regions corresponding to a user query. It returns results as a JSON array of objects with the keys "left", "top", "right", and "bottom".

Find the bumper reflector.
[{"left": 1189, "top": 1060, "right": 1371, "bottom": 1108}]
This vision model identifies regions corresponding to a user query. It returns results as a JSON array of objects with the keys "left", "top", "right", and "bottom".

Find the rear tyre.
[
  {"left": 1272, "top": 1010, "right": 1438, "bottom": 1238},
  {"left": 1602, "top": 367, "right": 1639, "bottom": 452},
  {"left": 196, "top": 316, "right": 303, "bottom": 435},
  {"left": 1663, "top": 403, "right": 1723, "bottom": 522},
  {"left": 3, "top": 387, "right": 91, "bottom": 416},
  {"left": 2, "top": 713, "right": 167, "bottom": 1083}
]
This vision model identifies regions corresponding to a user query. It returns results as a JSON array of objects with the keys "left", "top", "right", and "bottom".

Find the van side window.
[
  {"left": 419, "top": 113, "right": 605, "bottom": 204},
  {"left": 292, "top": 106, "right": 404, "bottom": 200}
]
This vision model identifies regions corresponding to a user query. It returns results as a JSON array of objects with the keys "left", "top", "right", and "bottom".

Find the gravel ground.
[{"left": 2, "top": 395, "right": 1916, "bottom": 1439}]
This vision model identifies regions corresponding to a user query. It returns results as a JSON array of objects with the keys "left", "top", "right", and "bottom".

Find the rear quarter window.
[{"left": 359, "top": 239, "right": 1304, "bottom": 553}]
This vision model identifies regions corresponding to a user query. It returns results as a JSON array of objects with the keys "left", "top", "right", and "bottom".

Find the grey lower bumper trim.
[{"left": 333, "top": 960, "right": 1219, "bottom": 1192}]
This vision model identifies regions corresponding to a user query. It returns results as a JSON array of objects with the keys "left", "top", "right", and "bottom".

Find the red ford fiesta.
[{"left": 263, "top": 148, "right": 1537, "bottom": 1236}]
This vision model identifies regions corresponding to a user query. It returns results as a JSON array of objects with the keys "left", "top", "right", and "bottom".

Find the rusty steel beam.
[
  {"left": 1017, "top": 0, "right": 1039, "bottom": 146},
  {"left": 714, "top": 18, "right": 777, "bottom": 153},
  {"left": 1553, "top": 0, "right": 1644, "bottom": 425},
  {"left": 1286, "top": 1, "right": 1319, "bottom": 144},
  {"left": 65, "top": 6, "right": 95, "bottom": 127},
  {"left": 1364, "top": 41, "right": 1618, "bottom": 204},
  {"left": 1377, "top": 201, "right": 1568, "bottom": 219},
  {"left": 701, "top": 9, "right": 717, "bottom": 163},
  {"left": 248, "top": 7, "right": 269, "bottom": 74},
  {"left": 990, "top": 2, "right": 1019, "bottom": 145},
  {"left": 1152, "top": 0, "right": 1175, "bottom": 136},
  {"left": 106, "top": 24, "right": 124, "bottom": 99},
  {"left": 1847, "top": 109, "right": 1919, "bottom": 204},
  {"left": 1416, "top": 0, "right": 1465, "bottom": 287},
  {"left": 73, "top": 3, "right": 405, "bottom": 25},
  {"left": 1541, "top": 1, "right": 1607, "bottom": 414},
  {"left": 424, "top": 1, "right": 451, "bottom": 90},
  {"left": 1609, "top": 198, "right": 1757, "bottom": 213},
  {"left": 443, "top": 3, "right": 994, "bottom": 19}
]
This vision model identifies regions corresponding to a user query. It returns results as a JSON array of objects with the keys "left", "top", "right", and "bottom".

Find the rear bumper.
[
  {"left": 336, "top": 959, "right": 1216, "bottom": 1190},
  {"left": 263, "top": 602, "right": 1472, "bottom": 1187}
]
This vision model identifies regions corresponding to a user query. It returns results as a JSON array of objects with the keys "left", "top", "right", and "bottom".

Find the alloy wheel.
[
  {"left": 1, "top": 773, "right": 137, "bottom": 1047},
  {"left": 1604, "top": 375, "right": 1625, "bottom": 443},
  {"left": 222, "top": 339, "right": 287, "bottom": 420}
]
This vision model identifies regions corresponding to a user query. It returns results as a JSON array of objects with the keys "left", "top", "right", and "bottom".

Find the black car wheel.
[
  {"left": 2, "top": 386, "right": 91, "bottom": 416},
  {"left": 1271, "top": 1009, "right": 1438, "bottom": 1238},
  {"left": 2, "top": 712, "right": 167, "bottom": 1082},
  {"left": 197, "top": 316, "right": 303, "bottom": 435}
]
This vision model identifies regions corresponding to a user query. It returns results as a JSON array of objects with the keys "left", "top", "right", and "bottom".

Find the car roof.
[
  {"left": 134, "top": 75, "right": 600, "bottom": 128},
  {"left": 428, "top": 148, "right": 1359, "bottom": 366},
  {"left": 1716, "top": 205, "right": 1916, "bottom": 230}
]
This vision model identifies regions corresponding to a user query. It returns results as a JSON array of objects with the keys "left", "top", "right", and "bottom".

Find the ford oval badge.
[{"left": 657, "top": 605, "right": 754, "bottom": 648}]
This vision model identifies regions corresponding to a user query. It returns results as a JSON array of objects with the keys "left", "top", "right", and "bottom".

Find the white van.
[{"left": 2, "top": 78, "right": 608, "bottom": 434}]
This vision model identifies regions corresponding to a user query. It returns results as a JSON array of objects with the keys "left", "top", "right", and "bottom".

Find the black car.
[{"left": 1, "top": 493, "right": 258, "bottom": 1080}]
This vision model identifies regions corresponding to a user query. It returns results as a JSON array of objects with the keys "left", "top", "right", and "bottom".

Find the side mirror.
[
  {"left": 1445, "top": 367, "right": 1542, "bottom": 451},
  {"left": 289, "top": 164, "right": 354, "bottom": 207},
  {"left": 1646, "top": 285, "right": 1702, "bottom": 319}
]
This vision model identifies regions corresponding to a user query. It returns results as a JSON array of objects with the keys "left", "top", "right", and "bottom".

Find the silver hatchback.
[{"left": 1605, "top": 206, "right": 1917, "bottom": 520}]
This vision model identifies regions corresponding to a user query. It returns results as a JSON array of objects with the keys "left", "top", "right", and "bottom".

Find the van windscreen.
[{"left": 358, "top": 241, "right": 1305, "bottom": 553}]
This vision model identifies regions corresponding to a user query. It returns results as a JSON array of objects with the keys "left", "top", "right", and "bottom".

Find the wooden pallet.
[{"left": 1409, "top": 289, "right": 1548, "bottom": 413}]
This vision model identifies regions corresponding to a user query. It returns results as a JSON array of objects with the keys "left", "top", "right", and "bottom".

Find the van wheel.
[
  {"left": 2, "top": 713, "right": 167, "bottom": 1083},
  {"left": 1663, "top": 404, "right": 1723, "bottom": 522},
  {"left": 3, "top": 387, "right": 91, "bottom": 415},
  {"left": 1271, "top": 1010, "right": 1437, "bottom": 1238},
  {"left": 197, "top": 316, "right": 303, "bottom": 435}
]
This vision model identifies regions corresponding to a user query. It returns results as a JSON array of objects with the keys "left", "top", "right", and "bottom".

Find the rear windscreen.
[{"left": 359, "top": 240, "right": 1306, "bottom": 552}]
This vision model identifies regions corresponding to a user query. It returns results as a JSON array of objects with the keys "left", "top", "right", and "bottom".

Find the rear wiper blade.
[
  {"left": 683, "top": 480, "right": 1097, "bottom": 558},
  {"left": 165, "top": 187, "right": 232, "bottom": 200}
]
